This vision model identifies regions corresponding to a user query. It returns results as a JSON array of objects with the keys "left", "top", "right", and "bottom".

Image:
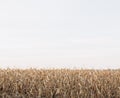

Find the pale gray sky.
[{"left": 0, "top": 0, "right": 120, "bottom": 69}]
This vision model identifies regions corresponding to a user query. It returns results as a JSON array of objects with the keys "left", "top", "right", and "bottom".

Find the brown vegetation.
[{"left": 0, "top": 69, "right": 120, "bottom": 98}]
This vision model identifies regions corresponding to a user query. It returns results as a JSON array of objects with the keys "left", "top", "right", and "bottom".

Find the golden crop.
[{"left": 0, "top": 69, "right": 120, "bottom": 98}]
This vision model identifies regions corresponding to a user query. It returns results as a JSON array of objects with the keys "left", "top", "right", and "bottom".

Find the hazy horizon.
[{"left": 0, "top": 0, "right": 120, "bottom": 69}]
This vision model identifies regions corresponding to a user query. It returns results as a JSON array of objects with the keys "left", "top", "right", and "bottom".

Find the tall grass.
[{"left": 0, "top": 69, "right": 120, "bottom": 98}]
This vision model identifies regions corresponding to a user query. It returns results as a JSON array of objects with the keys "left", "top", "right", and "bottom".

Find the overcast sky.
[{"left": 0, "top": 0, "right": 120, "bottom": 69}]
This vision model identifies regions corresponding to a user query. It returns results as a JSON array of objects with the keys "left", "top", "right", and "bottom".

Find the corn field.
[{"left": 0, "top": 69, "right": 120, "bottom": 98}]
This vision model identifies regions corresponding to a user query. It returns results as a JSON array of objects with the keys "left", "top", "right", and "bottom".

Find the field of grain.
[{"left": 0, "top": 69, "right": 120, "bottom": 98}]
